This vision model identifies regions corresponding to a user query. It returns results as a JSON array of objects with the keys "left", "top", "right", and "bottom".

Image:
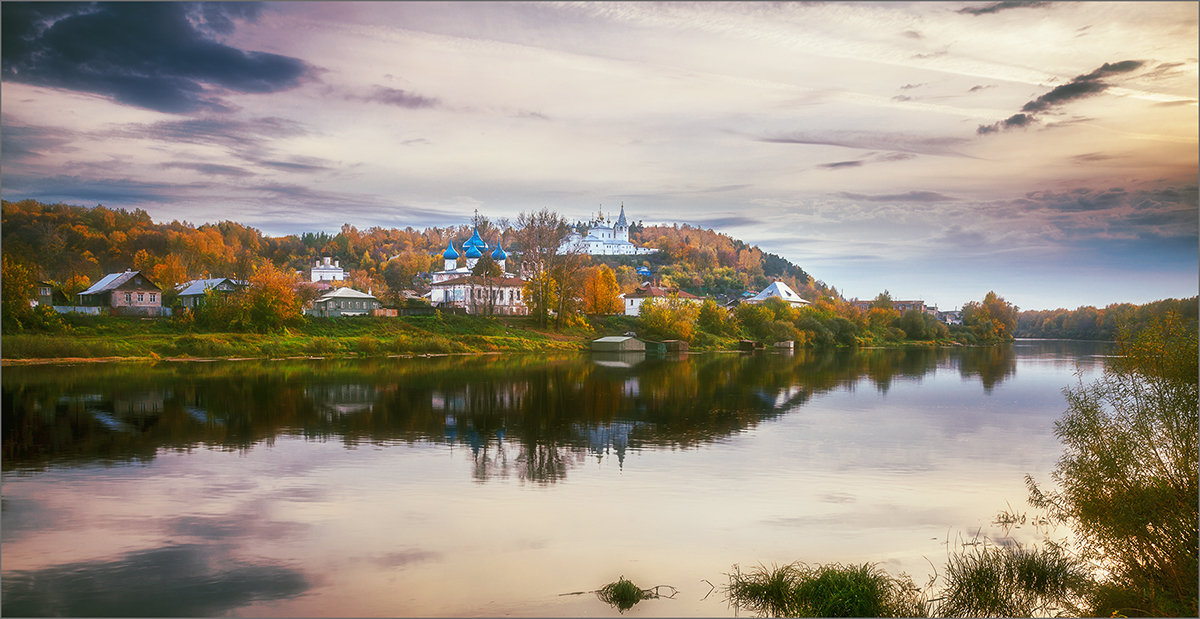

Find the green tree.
[
  {"left": 523, "top": 269, "right": 557, "bottom": 328},
  {"left": 1027, "top": 312, "right": 1198, "bottom": 616},
  {"left": 1, "top": 254, "right": 35, "bottom": 332}
]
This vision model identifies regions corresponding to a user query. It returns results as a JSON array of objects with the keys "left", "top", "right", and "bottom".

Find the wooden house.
[{"left": 78, "top": 270, "right": 167, "bottom": 316}]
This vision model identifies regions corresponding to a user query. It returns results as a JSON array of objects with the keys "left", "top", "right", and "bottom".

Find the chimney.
[
  {"left": 335, "top": 260, "right": 340, "bottom": 268},
  {"left": 323, "top": 256, "right": 331, "bottom": 266}
]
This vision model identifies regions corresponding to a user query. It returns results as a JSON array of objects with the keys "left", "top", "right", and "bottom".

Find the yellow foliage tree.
[{"left": 583, "top": 264, "right": 623, "bottom": 315}]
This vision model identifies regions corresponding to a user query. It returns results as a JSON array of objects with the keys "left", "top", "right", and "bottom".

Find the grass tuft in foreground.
[
  {"left": 726, "top": 562, "right": 927, "bottom": 617},
  {"left": 596, "top": 576, "right": 650, "bottom": 612}
]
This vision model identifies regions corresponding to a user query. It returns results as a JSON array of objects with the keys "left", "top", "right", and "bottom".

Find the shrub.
[
  {"left": 1027, "top": 312, "right": 1198, "bottom": 616},
  {"left": 303, "top": 336, "right": 340, "bottom": 355}
]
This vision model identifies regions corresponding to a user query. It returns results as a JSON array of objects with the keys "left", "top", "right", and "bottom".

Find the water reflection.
[
  {"left": 2, "top": 346, "right": 1038, "bottom": 483},
  {"left": 1, "top": 543, "right": 308, "bottom": 617}
]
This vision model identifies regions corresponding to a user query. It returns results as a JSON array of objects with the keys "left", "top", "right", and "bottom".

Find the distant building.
[
  {"left": 78, "top": 270, "right": 166, "bottom": 316},
  {"left": 311, "top": 257, "right": 345, "bottom": 282},
  {"left": 745, "top": 280, "right": 810, "bottom": 308},
  {"left": 850, "top": 298, "right": 926, "bottom": 314},
  {"left": 620, "top": 285, "right": 702, "bottom": 316},
  {"left": 307, "top": 287, "right": 381, "bottom": 317},
  {"left": 175, "top": 277, "right": 247, "bottom": 309},
  {"left": 561, "top": 204, "right": 657, "bottom": 256}
]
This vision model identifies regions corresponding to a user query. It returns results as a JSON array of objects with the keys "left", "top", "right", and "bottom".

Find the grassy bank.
[{"left": 2, "top": 314, "right": 604, "bottom": 361}]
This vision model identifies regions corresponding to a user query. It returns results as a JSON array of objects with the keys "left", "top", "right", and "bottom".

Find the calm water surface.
[{"left": 1, "top": 341, "right": 1112, "bottom": 616}]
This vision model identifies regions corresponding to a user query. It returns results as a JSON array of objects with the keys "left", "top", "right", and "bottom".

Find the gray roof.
[
  {"left": 316, "top": 287, "right": 379, "bottom": 302},
  {"left": 176, "top": 278, "right": 246, "bottom": 297},
  {"left": 80, "top": 271, "right": 158, "bottom": 296}
]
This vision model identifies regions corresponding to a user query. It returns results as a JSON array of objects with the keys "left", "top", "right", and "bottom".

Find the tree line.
[{"left": 1016, "top": 298, "right": 1198, "bottom": 340}]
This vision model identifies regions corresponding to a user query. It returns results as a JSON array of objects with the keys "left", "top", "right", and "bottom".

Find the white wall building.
[
  {"left": 745, "top": 280, "right": 810, "bottom": 308},
  {"left": 311, "top": 256, "right": 345, "bottom": 282},
  {"left": 560, "top": 204, "right": 657, "bottom": 256}
]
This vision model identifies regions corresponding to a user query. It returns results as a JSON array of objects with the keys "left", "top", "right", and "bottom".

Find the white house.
[
  {"left": 745, "top": 280, "right": 810, "bottom": 308},
  {"left": 621, "top": 285, "right": 702, "bottom": 316},
  {"left": 560, "top": 204, "right": 657, "bottom": 256},
  {"left": 307, "top": 287, "right": 381, "bottom": 317},
  {"left": 311, "top": 257, "right": 345, "bottom": 282}
]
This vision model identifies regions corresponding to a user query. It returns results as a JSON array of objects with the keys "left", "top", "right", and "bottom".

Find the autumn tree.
[
  {"left": 963, "top": 290, "right": 1018, "bottom": 341},
  {"left": 1022, "top": 313, "right": 1198, "bottom": 616},
  {"left": 582, "top": 264, "right": 622, "bottom": 315},
  {"left": 523, "top": 269, "right": 557, "bottom": 328},
  {"left": 638, "top": 295, "right": 700, "bottom": 342}
]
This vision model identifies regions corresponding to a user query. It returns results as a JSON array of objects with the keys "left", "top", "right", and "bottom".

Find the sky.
[{"left": 2, "top": 1, "right": 1197, "bottom": 311}]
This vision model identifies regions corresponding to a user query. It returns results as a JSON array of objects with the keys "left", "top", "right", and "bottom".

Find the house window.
[
  {"left": 138, "top": 292, "right": 144, "bottom": 302},
  {"left": 125, "top": 293, "right": 132, "bottom": 304},
  {"left": 149, "top": 293, "right": 156, "bottom": 303}
]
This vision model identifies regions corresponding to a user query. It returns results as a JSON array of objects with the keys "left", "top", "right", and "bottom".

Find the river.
[{"left": 1, "top": 340, "right": 1112, "bottom": 616}]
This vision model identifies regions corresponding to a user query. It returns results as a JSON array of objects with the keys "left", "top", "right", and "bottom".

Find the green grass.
[
  {"left": 726, "top": 562, "right": 927, "bottom": 618},
  {"left": 1, "top": 314, "right": 590, "bottom": 360},
  {"left": 596, "top": 577, "right": 650, "bottom": 612}
]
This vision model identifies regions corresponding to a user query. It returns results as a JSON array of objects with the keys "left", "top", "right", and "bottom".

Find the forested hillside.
[{"left": 0, "top": 200, "right": 824, "bottom": 305}]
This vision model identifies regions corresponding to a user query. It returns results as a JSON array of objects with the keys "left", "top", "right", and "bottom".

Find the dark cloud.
[
  {"left": 836, "top": 191, "right": 956, "bottom": 202},
  {"left": 1, "top": 543, "right": 308, "bottom": 617},
  {"left": 260, "top": 159, "right": 333, "bottom": 172},
  {"left": 968, "top": 84, "right": 995, "bottom": 92},
  {"left": 120, "top": 116, "right": 308, "bottom": 163},
  {"left": 902, "top": 30, "right": 923, "bottom": 39},
  {"left": 0, "top": 173, "right": 196, "bottom": 204},
  {"left": 759, "top": 130, "right": 970, "bottom": 157},
  {"left": 0, "top": 119, "right": 79, "bottom": 161},
  {"left": 958, "top": 1, "right": 1049, "bottom": 16},
  {"left": 978, "top": 60, "right": 1142, "bottom": 135},
  {"left": 1, "top": 2, "right": 310, "bottom": 113},
  {"left": 900, "top": 83, "right": 926, "bottom": 90},
  {"left": 684, "top": 215, "right": 762, "bottom": 229},
  {"left": 1070, "top": 152, "right": 1119, "bottom": 163},
  {"left": 820, "top": 160, "right": 864, "bottom": 169},
  {"left": 892, "top": 95, "right": 912, "bottom": 102},
  {"left": 162, "top": 162, "right": 254, "bottom": 177},
  {"left": 356, "top": 86, "right": 441, "bottom": 109}
]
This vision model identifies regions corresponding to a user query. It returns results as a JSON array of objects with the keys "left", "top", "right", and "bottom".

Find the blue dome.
[
  {"left": 442, "top": 240, "right": 459, "bottom": 259},
  {"left": 464, "top": 227, "right": 488, "bottom": 250},
  {"left": 465, "top": 245, "right": 482, "bottom": 259},
  {"left": 491, "top": 242, "right": 508, "bottom": 260}
]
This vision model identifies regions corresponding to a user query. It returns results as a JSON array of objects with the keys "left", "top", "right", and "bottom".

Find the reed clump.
[
  {"left": 596, "top": 577, "right": 650, "bottom": 612},
  {"left": 726, "top": 562, "right": 927, "bottom": 617}
]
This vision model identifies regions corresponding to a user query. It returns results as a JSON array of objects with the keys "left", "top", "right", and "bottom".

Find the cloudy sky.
[{"left": 2, "top": 1, "right": 1197, "bottom": 310}]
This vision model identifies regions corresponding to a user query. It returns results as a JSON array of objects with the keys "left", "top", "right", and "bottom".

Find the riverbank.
[{"left": 0, "top": 313, "right": 999, "bottom": 364}]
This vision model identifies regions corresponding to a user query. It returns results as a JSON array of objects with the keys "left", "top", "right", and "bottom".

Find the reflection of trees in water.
[{"left": 2, "top": 346, "right": 1025, "bottom": 479}]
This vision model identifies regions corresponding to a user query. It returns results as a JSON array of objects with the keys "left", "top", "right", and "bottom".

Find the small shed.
[
  {"left": 591, "top": 336, "right": 645, "bottom": 352},
  {"left": 662, "top": 340, "right": 689, "bottom": 353}
]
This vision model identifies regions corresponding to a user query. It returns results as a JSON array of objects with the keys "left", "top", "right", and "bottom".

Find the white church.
[
  {"left": 560, "top": 204, "right": 657, "bottom": 256},
  {"left": 428, "top": 226, "right": 528, "bottom": 315}
]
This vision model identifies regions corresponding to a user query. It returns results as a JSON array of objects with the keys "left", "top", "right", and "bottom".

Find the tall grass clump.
[
  {"left": 936, "top": 544, "right": 1090, "bottom": 617},
  {"left": 596, "top": 576, "right": 648, "bottom": 613},
  {"left": 726, "top": 562, "right": 926, "bottom": 617}
]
